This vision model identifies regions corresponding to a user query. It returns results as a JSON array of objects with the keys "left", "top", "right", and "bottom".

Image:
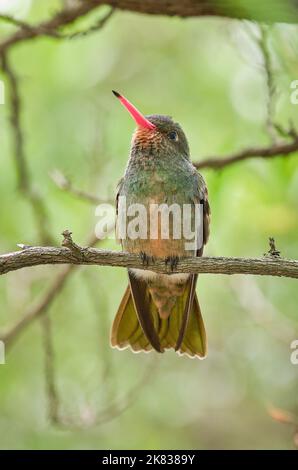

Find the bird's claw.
[
  {"left": 140, "top": 251, "right": 154, "bottom": 267},
  {"left": 165, "top": 256, "right": 179, "bottom": 272}
]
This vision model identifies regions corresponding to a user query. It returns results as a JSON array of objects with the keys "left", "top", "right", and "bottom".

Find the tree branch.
[
  {"left": 0, "top": 53, "right": 54, "bottom": 244},
  {"left": 50, "top": 169, "right": 109, "bottom": 204},
  {"left": 1, "top": 1, "right": 298, "bottom": 56},
  {"left": 193, "top": 24, "right": 298, "bottom": 171},
  {"left": 0, "top": 2, "right": 114, "bottom": 54},
  {"left": 41, "top": 315, "right": 60, "bottom": 424},
  {"left": 194, "top": 136, "right": 298, "bottom": 170},
  {"left": 0, "top": 53, "right": 29, "bottom": 191},
  {"left": 0, "top": 231, "right": 297, "bottom": 279},
  {"left": 258, "top": 24, "right": 277, "bottom": 142},
  {"left": 105, "top": 0, "right": 298, "bottom": 22}
]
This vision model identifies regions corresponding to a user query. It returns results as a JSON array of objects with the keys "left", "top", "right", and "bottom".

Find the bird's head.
[{"left": 113, "top": 91, "right": 190, "bottom": 159}]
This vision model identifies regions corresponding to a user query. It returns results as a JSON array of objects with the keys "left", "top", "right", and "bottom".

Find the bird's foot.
[
  {"left": 140, "top": 251, "right": 155, "bottom": 267},
  {"left": 165, "top": 255, "right": 179, "bottom": 272}
]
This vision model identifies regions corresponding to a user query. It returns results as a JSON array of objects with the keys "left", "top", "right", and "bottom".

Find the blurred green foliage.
[{"left": 0, "top": 0, "right": 297, "bottom": 450}]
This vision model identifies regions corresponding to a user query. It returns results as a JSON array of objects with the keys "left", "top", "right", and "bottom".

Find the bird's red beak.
[{"left": 112, "top": 90, "right": 156, "bottom": 130}]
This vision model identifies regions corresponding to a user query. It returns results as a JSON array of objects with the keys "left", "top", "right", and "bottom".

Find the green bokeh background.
[{"left": 0, "top": 0, "right": 297, "bottom": 450}]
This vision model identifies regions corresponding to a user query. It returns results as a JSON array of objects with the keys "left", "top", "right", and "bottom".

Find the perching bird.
[{"left": 111, "top": 91, "right": 210, "bottom": 358}]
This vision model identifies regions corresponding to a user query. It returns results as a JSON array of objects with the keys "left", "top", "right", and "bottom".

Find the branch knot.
[
  {"left": 61, "top": 230, "right": 88, "bottom": 261},
  {"left": 264, "top": 237, "right": 281, "bottom": 259}
]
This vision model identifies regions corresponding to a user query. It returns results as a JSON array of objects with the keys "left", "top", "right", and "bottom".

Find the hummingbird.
[{"left": 111, "top": 91, "right": 210, "bottom": 358}]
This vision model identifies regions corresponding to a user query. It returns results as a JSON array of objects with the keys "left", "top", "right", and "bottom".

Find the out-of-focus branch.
[
  {"left": 91, "top": 359, "right": 158, "bottom": 427},
  {"left": 50, "top": 169, "right": 109, "bottom": 205},
  {"left": 0, "top": 53, "right": 52, "bottom": 244},
  {"left": 0, "top": 8, "right": 114, "bottom": 43},
  {"left": 0, "top": 53, "right": 29, "bottom": 191},
  {"left": 0, "top": 2, "right": 115, "bottom": 428},
  {"left": 0, "top": 40, "right": 57, "bottom": 424},
  {"left": 194, "top": 137, "right": 298, "bottom": 170},
  {"left": 258, "top": 25, "right": 277, "bottom": 142},
  {"left": 60, "top": 358, "right": 158, "bottom": 429},
  {"left": 2, "top": 264, "right": 75, "bottom": 349},
  {"left": 0, "top": 37, "right": 61, "bottom": 425},
  {"left": 2, "top": 0, "right": 298, "bottom": 47},
  {"left": 59, "top": 7, "right": 115, "bottom": 39},
  {"left": 0, "top": 14, "right": 38, "bottom": 32},
  {"left": 0, "top": 3, "right": 114, "bottom": 54},
  {"left": 195, "top": 25, "right": 298, "bottom": 171},
  {"left": 41, "top": 315, "right": 60, "bottom": 424},
  {"left": 230, "top": 277, "right": 295, "bottom": 343},
  {"left": 1, "top": 1, "right": 298, "bottom": 56}
]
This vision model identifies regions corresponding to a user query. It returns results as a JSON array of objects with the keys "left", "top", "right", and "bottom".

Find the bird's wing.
[
  {"left": 115, "top": 177, "right": 124, "bottom": 244},
  {"left": 175, "top": 172, "right": 210, "bottom": 350},
  {"left": 196, "top": 173, "right": 211, "bottom": 256}
]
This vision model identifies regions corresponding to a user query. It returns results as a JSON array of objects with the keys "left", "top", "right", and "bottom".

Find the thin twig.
[
  {"left": 230, "top": 277, "right": 295, "bottom": 344},
  {"left": 0, "top": 1, "right": 297, "bottom": 57},
  {"left": 0, "top": 14, "right": 37, "bottom": 32},
  {"left": 0, "top": 53, "right": 29, "bottom": 191},
  {"left": 0, "top": 0, "right": 297, "bottom": 57},
  {"left": 195, "top": 25, "right": 298, "bottom": 171},
  {"left": 2, "top": 264, "right": 75, "bottom": 349},
  {"left": 59, "top": 358, "right": 158, "bottom": 429},
  {"left": 0, "top": 7, "right": 114, "bottom": 44},
  {"left": 61, "top": 7, "right": 115, "bottom": 39},
  {"left": 0, "top": 46, "right": 58, "bottom": 423},
  {"left": 41, "top": 315, "right": 60, "bottom": 424},
  {"left": 0, "top": 1, "right": 112, "bottom": 54},
  {"left": 194, "top": 137, "right": 298, "bottom": 170},
  {"left": 0, "top": 53, "right": 53, "bottom": 244},
  {"left": 0, "top": 5, "right": 115, "bottom": 425},
  {"left": 258, "top": 25, "right": 277, "bottom": 142},
  {"left": 50, "top": 169, "right": 109, "bottom": 204}
]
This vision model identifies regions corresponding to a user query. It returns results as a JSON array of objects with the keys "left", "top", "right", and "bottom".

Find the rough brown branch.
[
  {"left": 105, "top": 1, "right": 298, "bottom": 22},
  {"left": 194, "top": 137, "right": 298, "bottom": 170},
  {"left": 1, "top": 232, "right": 297, "bottom": 279},
  {"left": 0, "top": 1, "right": 112, "bottom": 54},
  {"left": 1, "top": 1, "right": 298, "bottom": 56}
]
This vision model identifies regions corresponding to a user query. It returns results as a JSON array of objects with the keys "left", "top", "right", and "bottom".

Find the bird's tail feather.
[{"left": 111, "top": 284, "right": 207, "bottom": 358}]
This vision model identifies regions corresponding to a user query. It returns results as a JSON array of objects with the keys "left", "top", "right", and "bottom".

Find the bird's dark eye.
[{"left": 168, "top": 131, "right": 178, "bottom": 141}]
